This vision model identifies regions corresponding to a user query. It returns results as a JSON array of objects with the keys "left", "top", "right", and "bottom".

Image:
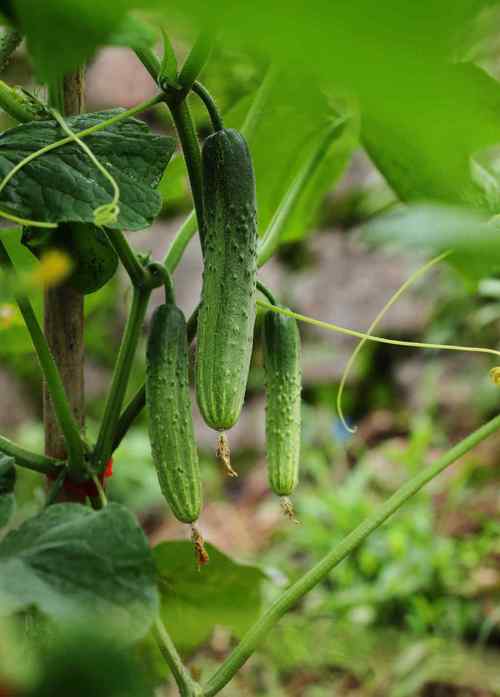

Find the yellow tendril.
[{"left": 337, "top": 251, "right": 451, "bottom": 433}]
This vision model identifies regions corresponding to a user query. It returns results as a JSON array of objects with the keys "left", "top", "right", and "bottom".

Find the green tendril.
[
  {"left": 337, "top": 250, "right": 452, "bottom": 433},
  {"left": 0, "top": 208, "right": 57, "bottom": 228},
  {"left": 256, "top": 300, "right": 500, "bottom": 426},
  {"left": 50, "top": 109, "right": 120, "bottom": 227}
]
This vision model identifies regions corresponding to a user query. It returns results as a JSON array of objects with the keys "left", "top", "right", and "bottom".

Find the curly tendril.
[{"left": 50, "top": 109, "right": 120, "bottom": 227}]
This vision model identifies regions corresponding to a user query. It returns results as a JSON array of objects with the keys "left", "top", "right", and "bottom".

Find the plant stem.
[
  {"left": 167, "top": 96, "right": 205, "bottom": 252},
  {"left": 0, "top": 434, "right": 61, "bottom": 474},
  {"left": 204, "top": 411, "right": 500, "bottom": 695},
  {"left": 94, "top": 286, "right": 151, "bottom": 469},
  {"left": 164, "top": 211, "right": 197, "bottom": 273},
  {"left": 256, "top": 281, "right": 277, "bottom": 305},
  {"left": 112, "top": 305, "right": 199, "bottom": 451},
  {"left": 0, "top": 241, "right": 85, "bottom": 472},
  {"left": 162, "top": 67, "right": 280, "bottom": 274},
  {"left": 153, "top": 618, "right": 202, "bottom": 697},
  {"left": 134, "top": 46, "right": 161, "bottom": 81},
  {"left": 192, "top": 81, "right": 223, "bottom": 132},
  {"left": 134, "top": 45, "right": 208, "bottom": 259},
  {"left": 257, "top": 118, "right": 346, "bottom": 266},
  {"left": 104, "top": 228, "right": 149, "bottom": 287}
]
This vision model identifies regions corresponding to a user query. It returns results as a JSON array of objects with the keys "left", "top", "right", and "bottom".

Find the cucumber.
[
  {"left": 195, "top": 128, "right": 257, "bottom": 431},
  {"left": 146, "top": 303, "right": 201, "bottom": 524},
  {"left": 263, "top": 309, "right": 302, "bottom": 499},
  {"left": 22, "top": 223, "right": 118, "bottom": 294}
]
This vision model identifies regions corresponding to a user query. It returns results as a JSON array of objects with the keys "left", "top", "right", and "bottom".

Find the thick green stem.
[
  {"left": 112, "top": 305, "right": 199, "bottom": 451},
  {"left": 164, "top": 211, "right": 197, "bottom": 273},
  {"left": 0, "top": 241, "right": 85, "bottom": 472},
  {"left": 0, "top": 434, "right": 61, "bottom": 474},
  {"left": 256, "top": 281, "right": 277, "bottom": 306},
  {"left": 192, "top": 81, "right": 223, "bottom": 132},
  {"left": 153, "top": 619, "right": 202, "bottom": 697},
  {"left": 134, "top": 46, "right": 161, "bottom": 82},
  {"left": 162, "top": 66, "right": 280, "bottom": 274},
  {"left": 167, "top": 97, "right": 205, "bottom": 252},
  {"left": 204, "top": 411, "right": 500, "bottom": 695},
  {"left": 94, "top": 286, "right": 151, "bottom": 469},
  {"left": 104, "top": 228, "right": 149, "bottom": 288}
]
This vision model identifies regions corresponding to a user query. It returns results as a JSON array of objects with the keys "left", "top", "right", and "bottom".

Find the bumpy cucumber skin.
[
  {"left": 263, "top": 311, "right": 302, "bottom": 496},
  {"left": 146, "top": 304, "right": 201, "bottom": 524},
  {"left": 196, "top": 128, "right": 257, "bottom": 431}
]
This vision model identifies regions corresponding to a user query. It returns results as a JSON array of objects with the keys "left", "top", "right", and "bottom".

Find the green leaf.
[
  {"left": 0, "top": 228, "right": 40, "bottom": 357},
  {"left": 31, "top": 627, "right": 154, "bottom": 697},
  {"left": 0, "top": 502, "right": 159, "bottom": 640},
  {"left": 108, "top": 14, "right": 158, "bottom": 51},
  {"left": 154, "top": 541, "right": 266, "bottom": 652},
  {"left": 0, "top": 454, "right": 15, "bottom": 529},
  {"left": 0, "top": 109, "right": 175, "bottom": 230},
  {"left": 223, "top": 71, "right": 357, "bottom": 250},
  {"left": 12, "top": 0, "right": 131, "bottom": 81},
  {"left": 361, "top": 64, "right": 500, "bottom": 212},
  {"left": 364, "top": 203, "right": 499, "bottom": 281}
]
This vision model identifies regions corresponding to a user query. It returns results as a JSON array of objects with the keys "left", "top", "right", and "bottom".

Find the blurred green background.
[{"left": 4, "top": 4, "right": 500, "bottom": 694}]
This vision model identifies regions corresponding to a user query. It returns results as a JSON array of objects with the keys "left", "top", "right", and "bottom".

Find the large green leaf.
[
  {"left": 364, "top": 203, "right": 499, "bottom": 281},
  {"left": 30, "top": 628, "right": 154, "bottom": 697},
  {"left": 154, "top": 541, "right": 266, "bottom": 652},
  {"left": 224, "top": 72, "right": 357, "bottom": 246},
  {"left": 11, "top": 0, "right": 131, "bottom": 81},
  {"left": 361, "top": 64, "right": 500, "bottom": 212},
  {"left": 0, "top": 503, "right": 159, "bottom": 640},
  {"left": 0, "top": 109, "right": 175, "bottom": 230}
]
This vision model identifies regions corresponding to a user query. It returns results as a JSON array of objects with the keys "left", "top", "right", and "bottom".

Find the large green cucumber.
[
  {"left": 263, "top": 310, "right": 302, "bottom": 497},
  {"left": 195, "top": 128, "right": 257, "bottom": 431},
  {"left": 146, "top": 303, "right": 201, "bottom": 524}
]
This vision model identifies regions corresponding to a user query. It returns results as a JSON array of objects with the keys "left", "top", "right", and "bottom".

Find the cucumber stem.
[
  {"left": 192, "top": 81, "right": 224, "bottom": 132},
  {"left": 216, "top": 432, "right": 238, "bottom": 478},
  {"left": 153, "top": 617, "right": 204, "bottom": 697},
  {"left": 94, "top": 286, "right": 151, "bottom": 470}
]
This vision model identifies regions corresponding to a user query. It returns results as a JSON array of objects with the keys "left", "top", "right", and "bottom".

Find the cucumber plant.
[{"left": 0, "top": 5, "right": 499, "bottom": 697}]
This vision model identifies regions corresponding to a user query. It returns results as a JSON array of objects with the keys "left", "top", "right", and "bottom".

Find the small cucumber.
[
  {"left": 146, "top": 303, "right": 201, "bottom": 524},
  {"left": 22, "top": 223, "right": 118, "bottom": 294},
  {"left": 263, "top": 309, "right": 302, "bottom": 499},
  {"left": 195, "top": 128, "right": 257, "bottom": 431}
]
